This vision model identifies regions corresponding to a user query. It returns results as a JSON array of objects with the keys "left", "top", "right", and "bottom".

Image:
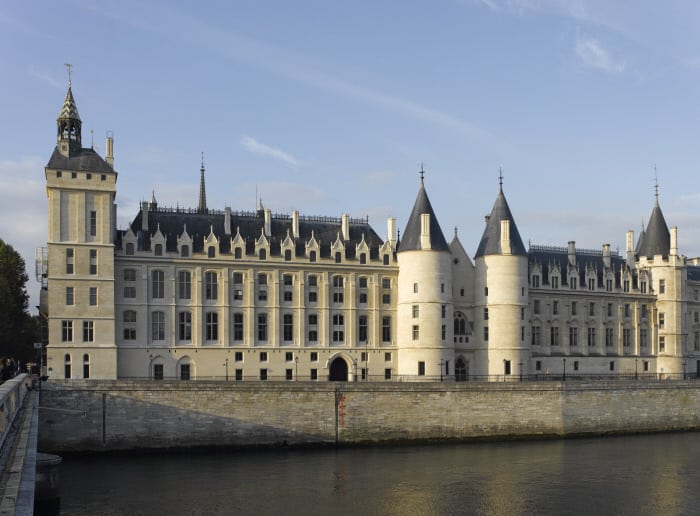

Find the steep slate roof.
[
  {"left": 528, "top": 246, "right": 633, "bottom": 289},
  {"left": 46, "top": 146, "right": 114, "bottom": 174},
  {"left": 636, "top": 202, "right": 670, "bottom": 259},
  {"left": 398, "top": 182, "right": 449, "bottom": 252},
  {"left": 474, "top": 186, "right": 527, "bottom": 258},
  {"left": 122, "top": 208, "right": 385, "bottom": 259}
]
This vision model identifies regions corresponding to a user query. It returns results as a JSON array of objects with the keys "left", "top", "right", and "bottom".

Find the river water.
[{"left": 58, "top": 432, "right": 700, "bottom": 515}]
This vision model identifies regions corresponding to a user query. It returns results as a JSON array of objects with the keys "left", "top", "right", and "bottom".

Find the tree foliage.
[{"left": 0, "top": 238, "right": 37, "bottom": 361}]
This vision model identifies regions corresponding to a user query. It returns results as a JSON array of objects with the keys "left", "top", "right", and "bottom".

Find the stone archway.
[
  {"left": 455, "top": 357, "right": 469, "bottom": 382},
  {"left": 329, "top": 357, "right": 349, "bottom": 381}
]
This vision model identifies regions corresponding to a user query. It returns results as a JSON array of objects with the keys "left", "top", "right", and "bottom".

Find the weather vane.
[{"left": 64, "top": 63, "right": 73, "bottom": 86}]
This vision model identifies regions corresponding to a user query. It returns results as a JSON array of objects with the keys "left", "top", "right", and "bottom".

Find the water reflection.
[{"left": 59, "top": 433, "right": 700, "bottom": 515}]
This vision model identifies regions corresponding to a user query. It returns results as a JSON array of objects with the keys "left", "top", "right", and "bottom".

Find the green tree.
[{"left": 0, "top": 238, "right": 37, "bottom": 362}]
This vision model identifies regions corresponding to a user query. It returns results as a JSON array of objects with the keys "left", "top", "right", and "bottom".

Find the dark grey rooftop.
[
  {"left": 636, "top": 203, "right": 670, "bottom": 259},
  {"left": 398, "top": 183, "right": 449, "bottom": 253},
  {"left": 474, "top": 187, "right": 527, "bottom": 258},
  {"left": 122, "top": 208, "right": 386, "bottom": 259},
  {"left": 46, "top": 147, "right": 115, "bottom": 174}
]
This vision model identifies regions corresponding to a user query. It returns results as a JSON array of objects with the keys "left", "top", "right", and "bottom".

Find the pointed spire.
[
  {"left": 57, "top": 66, "right": 82, "bottom": 156},
  {"left": 399, "top": 168, "right": 449, "bottom": 253},
  {"left": 636, "top": 177, "right": 670, "bottom": 259},
  {"left": 198, "top": 152, "right": 207, "bottom": 214},
  {"left": 474, "top": 175, "right": 527, "bottom": 258}
]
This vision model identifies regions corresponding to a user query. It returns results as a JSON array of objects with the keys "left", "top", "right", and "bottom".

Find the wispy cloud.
[
  {"left": 240, "top": 136, "right": 301, "bottom": 167},
  {"left": 27, "top": 66, "right": 63, "bottom": 89},
  {"left": 85, "top": 1, "right": 500, "bottom": 146},
  {"left": 575, "top": 37, "right": 626, "bottom": 73}
]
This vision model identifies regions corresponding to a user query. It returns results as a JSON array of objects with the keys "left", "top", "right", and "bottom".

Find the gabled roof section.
[
  {"left": 636, "top": 201, "right": 670, "bottom": 259},
  {"left": 46, "top": 146, "right": 115, "bottom": 174},
  {"left": 475, "top": 185, "right": 526, "bottom": 257},
  {"left": 399, "top": 182, "right": 449, "bottom": 252}
]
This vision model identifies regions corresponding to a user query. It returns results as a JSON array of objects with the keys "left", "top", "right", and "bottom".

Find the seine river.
[{"left": 59, "top": 432, "right": 700, "bottom": 515}]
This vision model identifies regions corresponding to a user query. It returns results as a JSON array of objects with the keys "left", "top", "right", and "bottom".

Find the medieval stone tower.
[
  {"left": 44, "top": 81, "right": 118, "bottom": 379},
  {"left": 473, "top": 180, "right": 529, "bottom": 378},
  {"left": 397, "top": 175, "right": 454, "bottom": 379}
]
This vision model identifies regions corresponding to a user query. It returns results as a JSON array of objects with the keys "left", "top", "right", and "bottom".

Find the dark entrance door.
[
  {"left": 455, "top": 358, "right": 468, "bottom": 382},
  {"left": 329, "top": 358, "right": 348, "bottom": 381}
]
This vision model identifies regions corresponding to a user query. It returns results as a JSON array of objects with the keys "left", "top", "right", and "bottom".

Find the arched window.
[
  {"left": 181, "top": 245, "right": 189, "bottom": 257},
  {"left": 64, "top": 354, "right": 71, "bottom": 379},
  {"left": 285, "top": 249, "right": 292, "bottom": 261},
  {"left": 83, "top": 354, "right": 90, "bottom": 379},
  {"left": 453, "top": 312, "right": 468, "bottom": 343},
  {"left": 259, "top": 249, "right": 266, "bottom": 260},
  {"left": 234, "top": 247, "right": 242, "bottom": 259},
  {"left": 125, "top": 242, "right": 134, "bottom": 255},
  {"left": 154, "top": 244, "right": 163, "bottom": 256}
]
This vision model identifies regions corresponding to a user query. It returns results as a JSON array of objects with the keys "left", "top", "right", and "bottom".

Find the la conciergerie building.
[{"left": 39, "top": 81, "right": 700, "bottom": 382}]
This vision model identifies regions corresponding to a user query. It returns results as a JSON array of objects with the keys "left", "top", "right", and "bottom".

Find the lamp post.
[
  {"left": 635, "top": 358, "right": 638, "bottom": 380},
  {"left": 365, "top": 340, "right": 369, "bottom": 382},
  {"left": 295, "top": 356, "right": 298, "bottom": 381},
  {"left": 683, "top": 360, "right": 687, "bottom": 380},
  {"left": 519, "top": 361, "right": 523, "bottom": 382},
  {"left": 440, "top": 358, "right": 444, "bottom": 382},
  {"left": 222, "top": 358, "right": 229, "bottom": 381},
  {"left": 563, "top": 358, "right": 567, "bottom": 381}
]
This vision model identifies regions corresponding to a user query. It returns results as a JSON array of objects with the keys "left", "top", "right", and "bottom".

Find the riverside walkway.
[{"left": 0, "top": 375, "right": 39, "bottom": 515}]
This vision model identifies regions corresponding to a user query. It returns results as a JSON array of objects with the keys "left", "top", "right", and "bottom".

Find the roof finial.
[
  {"left": 64, "top": 63, "right": 72, "bottom": 87},
  {"left": 654, "top": 165, "right": 659, "bottom": 206},
  {"left": 198, "top": 152, "right": 207, "bottom": 214},
  {"left": 90, "top": 129, "right": 94, "bottom": 149},
  {"left": 419, "top": 163, "right": 425, "bottom": 184},
  {"left": 498, "top": 165, "right": 504, "bottom": 190}
]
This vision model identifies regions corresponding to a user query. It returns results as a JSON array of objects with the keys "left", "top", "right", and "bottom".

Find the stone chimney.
[
  {"left": 141, "top": 201, "right": 148, "bottom": 231},
  {"left": 626, "top": 230, "right": 635, "bottom": 266},
  {"left": 224, "top": 207, "right": 231, "bottom": 236},
  {"left": 387, "top": 217, "right": 396, "bottom": 248},
  {"left": 264, "top": 208, "right": 271, "bottom": 237},
  {"left": 342, "top": 214, "right": 350, "bottom": 241},
  {"left": 602, "top": 244, "right": 611, "bottom": 268},
  {"left": 568, "top": 241, "right": 576, "bottom": 266},
  {"left": 670, "top": 226, "right": 678, "bottom": 256},
  {"left": 292, "top": 210, "right": 299, "bottom": 239},
  {"left": 105, "top": 131, "right": 114, "bottom": 167}
]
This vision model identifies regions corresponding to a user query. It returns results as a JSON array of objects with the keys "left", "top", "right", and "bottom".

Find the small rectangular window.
[
  {"left": 235, "top": 351, "right": 243, "bottom": 362},
  {"left": 310, "top": 369, "right": 318, "bottom": 380},
  {"left": 418, "top": 361, "right": 425, "bottom": 376},
  {"left": 66, "top": 287, "right": 74, "bottom": 306},
  {"left": 384, "top": 368, "right": 392, "bottom": 380},
  {"left": 310, "top": 352, "right": 318, "bottom": 362},
  {"left": 89, "top": 249, "right": 97, "bottom": 274},
  {"left": 384, "top": 352, "right": 391, "bottom": 362},
  {"left": 260, "top": 369, "right": 268, "bottom": 381},
  {"left": 260, "top": 351, "right": 268, "bottom": 362},
  {"left": 235, "top": 369, "right": 243, "bottom": 381},
  {"left": 90, "top": 210, "right": 97, "bottom": 237},
  {"left": 89, "top": 287, "right": 97, "bottom": 306}
]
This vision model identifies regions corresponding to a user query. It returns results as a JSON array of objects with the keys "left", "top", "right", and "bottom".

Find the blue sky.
[{"left": 2, "top": 0, "right": 700, "bottom": 312}]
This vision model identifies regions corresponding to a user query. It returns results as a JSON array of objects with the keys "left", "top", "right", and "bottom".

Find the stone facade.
[{"left": 39, "top": 83, "right": 700, "bottom": 382}]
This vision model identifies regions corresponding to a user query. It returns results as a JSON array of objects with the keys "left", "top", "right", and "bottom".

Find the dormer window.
[
  {"left": 155, "top": 244, "right": 163, "bottom": 256},
  {"left": 208, "top": 247, "right": 215, "bottom": 258},
  {"left": 532, "top": 274, "right": 540, "bottom": 288},
  {"left": 234, "top": 247, "right": 242, "bottom": 259},
  {"left": 259, "top": 249, "right": 266, "bottom": 260},
  {"left": 285, "top": 250, "right": 292, "bottom": 261},
  {"left": 309, "top": 251, "right": 316, "bottom": 263},
  {"left": 125, "top": 243, "right": 134, "bottom": 256},
  {"left": 181, "top": 245, "right": 189, "bottom": 258}
]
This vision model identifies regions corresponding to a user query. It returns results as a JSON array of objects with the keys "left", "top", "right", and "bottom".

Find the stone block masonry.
[{"left": 38, "top": 380, "right": 700, "bottom": 453}]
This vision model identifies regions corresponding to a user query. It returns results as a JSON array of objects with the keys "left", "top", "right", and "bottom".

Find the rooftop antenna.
[
  {"left": 419, "top": 162, "right": 425, "bottom": 184},
  {"left": 64, "top": 63, "right": 72, "bottom": 86}
]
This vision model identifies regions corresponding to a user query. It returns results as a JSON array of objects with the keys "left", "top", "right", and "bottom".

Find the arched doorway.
[
  {"left": 455, "top": 357, "right": 469, "bottom": 382},
  {"left": 329, "top": 357, "right": 349, "bottom": 381}
]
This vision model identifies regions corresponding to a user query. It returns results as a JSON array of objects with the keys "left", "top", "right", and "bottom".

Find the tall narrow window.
[
  {"left": 359, "top": 315, "right": 368, "bottom": 342},
  {"left": 61, "top": 320, "right": 73, "bottom": 342},
  {"left": 382, "top": 316, "right": 391, "bottom": 342},
  {"left": 66, "top": 287, "right": 74, "bottom": 306},
  {"left": 82, "top": 321, "right": 94, "bottom": 342},
  {"left": 89, "top": 287, "right": 97, "bottom": 306},
  {"left": 205, "top": 271, "right": 218, "bottom": 300},
  {"left": 66, "top": 248, "right": 74, "bottom": 274},
  {"left": 258, "top": 313, "right": 268, "bottom": 342},
  {"left": 333, "top": 276, "right": 344, "bottom": 303},
  {"left": 332, "top": 314, "right": 345, "bottom": 342},
  {"left": 64, "top": 354, "right": 71, "bottom": 379},
  {"left": 179, "top": 271, "right": 191, "bottom": 300},
  {"left": 123, "top": 311, "right": 136, "bottom": 340},
  {"left": 233, "top": 313, "right": 244, "bottom": 341},
  {"left": 206, "top": 312, "right": 218, "bottom": 341},
  {"left": 151, "top": 311, "right": 165, "bottom": 341},
  {"left": 83, "top": 354, "right": 90, "bottom": 379},
  {"left": 178, "top": 311, "right": 192, "bottom": 341},
  {"left": 283, "top": 314, "right": 293, "bottom": 342},
  {"left": 152, "top": 270, "right": 164, "bottom": 299},
  {"left": 89, "top": 210, "right": 97, "bottom": 237},
  {"left": 89, "top": 249, "right": 97, "bottom": 274},
  {"left": 124, "top": 269, "right": 136, "bottom": 298}
]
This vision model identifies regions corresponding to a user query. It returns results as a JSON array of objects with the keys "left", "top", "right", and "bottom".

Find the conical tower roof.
[
  {"left": 636, "top": 198, "right": 670, "bottom": 259},
  {"left": 399, "top": 178, "right": 449, "bottom": 253},
  {"left": 58, "top": 86, "right": 81, "bottom": 122},
  {"left": 474, "top": 184, "right": 526, "bottom": 258}
]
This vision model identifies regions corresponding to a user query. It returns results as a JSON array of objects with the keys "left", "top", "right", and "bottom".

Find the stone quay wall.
[{"left": 38, "top": 380, "right": 700, "bottom": 453}]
